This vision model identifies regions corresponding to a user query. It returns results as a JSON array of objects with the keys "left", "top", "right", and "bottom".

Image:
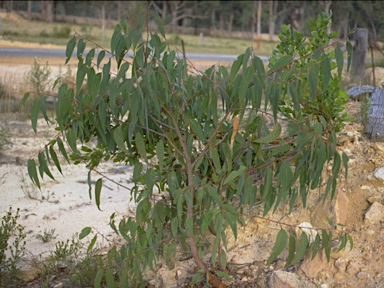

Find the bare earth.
[{"left": 1, "top": 44, "right": 384, "bottom": 287}]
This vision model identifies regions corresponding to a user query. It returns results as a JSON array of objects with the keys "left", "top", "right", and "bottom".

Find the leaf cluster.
[{"left": 24, "top": 11, "right": 353, "bottom": 286}]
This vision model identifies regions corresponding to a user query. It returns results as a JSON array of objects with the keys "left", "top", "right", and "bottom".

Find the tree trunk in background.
[
  {"left": 269, "top": 0, "right": 278, "bottom": 42},
  {"left": 251, "top": 1, "right": 256, "bottom": 38},
  {"left": 228, "top": 9, "right": 234, "bottom": 33},
  {"left": 219, "top": 13, "right": 224, "bottom": 36},
  {"left": 106, "top": 4, "right": 111, "bottom": 29},
  {"left": 117, "top": 1, "right": 121, "bottom": 21},
  {"left": 256, "top": 1, "right": 261, "bottom": 48},
  {"left": 27, "top": 0, "right": 32, "bottom": 20},
  {"left": 5, "top": 1, "right": 13, "bottom": 12},
  {"left": 350, "top": 28, "right": 368, "bottom": 84},
  {"left": 210, "top": 8, "right": 216, "bottom": 36},
  {"left": 42, "top": 0, "right": 53, "bottom": 23}
]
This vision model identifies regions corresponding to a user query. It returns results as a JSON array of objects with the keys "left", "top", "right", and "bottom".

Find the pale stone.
[
  {"left": 365, "top": 202, "right": 384, "bottom": 224},
  {"left": 268, "top": 270, "right": 302, "bottom": 288},
  {"left": 367, "top": 194, "right": 382, "bottom": 204},
  {"left": 346, "top": 262, "right": 359, "bottom": 275},
  {"left": 300, "top": 249, "right": 332, "bottom": 278},
  {"left": 335, "top": 189, "right": 349, "bottom": 229},
  {"left": 373, "top": 168, "right": 384, "bottom": 181},
  {"left": 356, "top": 271, "right": 370, "bottom": 279},
  {"left": 17, "top": 266, "right": 41, "bottom": 282},
  {"left": 53, "top": 284, "right": 63, "bottom": 288},
  {"left": 334, "top": 259, "right": 346, "bottom": 273}
]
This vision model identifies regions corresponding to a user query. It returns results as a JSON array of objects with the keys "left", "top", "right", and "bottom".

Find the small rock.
[
  {"left": 373, "top": 168, "right": 384, "bottom": 181},
  {"left": 356, "top": 271, "right": 370, "bottom": 279},
  {"left": 361, "top": 185, "right": 371, "bottom": 190},
  {"left": 367, "top": 194, "right": 382, "bottom": 204},
  {"left": 372, "top": 142, "right": 384, "bottom": 152},
  {"left": 346, "top": 262, "right": 359, "bottom": 275},
  {"left": 53, "top": 283, "right": 63, "bottom": 288},
  {"left": 320, "top": 284, "right": 328, "bottom": 288},
  {"left": 300, "top": 249, "right": 332, "bottom": 278},
  {"left": 268, "top": 270, "right": 302, "bottom": 288},
  {"left": 334, "top": 259, "right": 346, "bottom": 273},
  {"left": 365, "top": 202, "right": 384, "bottom": 224}
]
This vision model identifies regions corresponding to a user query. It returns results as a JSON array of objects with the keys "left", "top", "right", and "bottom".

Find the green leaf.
[
  {"left": 223, "top": 166, "right": 246, "bottom": 185},
  {"left": 292, "top": 231, "right": 309, "bottom": 264},
  {"left": 216, "top": 270, "right": 231, "bottom": 281},
  {"left": 105, "top": 269, "right": 114, "bottom": 288},
  {"left": 94, "top": 268, "right": 104, "bottom": 288},
  {"left": 267, "top": 55, "right": 292, "bottom": 75},
  {"left": 321, "top": 55, "right": 331, "bottom": 92},
  {"left": 87, "top": 235, "right": 97, "bottom": 252},
  {"left": 337, "top": 233, "right": 347, "bottom": 252},
  {"left": 230, "top": 54, "right": 244, "bottom": 82},
  {"left": 346, "top": 41, "right": 352, "bottom": 72},
  {"left": 57, "top": 137, "right": 69, "bottom": 163},
  {"left": 65, "top": 36, "right": 76, "bottom": 64},
  {"left": 27, "top": 159, "right": 40, "bottom": 189},
  {"left": 38, "top": 152, "right": 55, "bottom": 180},
  {"left": 135, "top": 132, "right": 148, "bottom": 163},
  {"left": 31, "top": 98, "right": 40, "bottom": 133},
  {"left": 49, "top": 145, "right": 62, "bottom": 174},
  {"left": 79, "top": 227, "right": 92, "bottom": 239},
  {"left": 156, "top": 139, "right": 164, "bottom": 171},
  {"left": 266, "top": 229, "right": 287, "bottom": 265},
  {"left": 97, "top": 50, "right": 105, "bottom": 69},
  {"left": 285, "top": 234, "right": 296, "bottom": 267},
  {"left": 322, "top": 229, "right": 331, "bottom": 261},
  {"left": 311, "top": 233, "right": 321, "bottom": 260},
  {"left": 332, "top": 151, "right": 341, "bottom": 178},
  {"left": 95, "top": 178, "right": 103, "bottom": 211},
  {"left": 188, "top": 118, "right": 204, "bottom": 141},
  {"left": 255, "top": 122, "right": 281, "bottom": 144},
  {"left": 21, "top": 92, "right": 30, "bottom": 107},
  {"left": 335, "top": 43, "right": 343, "bottom": 77},
  {"left": 114, "top": 126, "right": 127, "bottom": 153}
]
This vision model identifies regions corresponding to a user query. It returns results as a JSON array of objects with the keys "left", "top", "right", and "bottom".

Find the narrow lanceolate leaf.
[
  {"left": 188, "top": 118, "right": 204, "bottom": 141},
  {"left": 57, "top": 137, "right": 69, "bottom": 163},
  {"left": 267, "top": 55, "right": 293, "bottom": 75},
  {"left": 38, "top": 152, "right": 55, "bottom": 180},
  {"left": 223, "top": 166, "right": 246, "bottom": 186},
  {"left": 135, "top": 132, "right": 148, "bottom": 163},
  {"left": 255, "top": 122, "right": 281, "bottom": 144},
  {"left": 97, "top": 50, "right": 105, "bottom": 69},
  {"left": 321, "top": 55, "right": 331, "bottom": 92},
  {"left": 230, "top": 54, "right": 244, "bottom": 82},
  {"left": 21, "top": 92, "right": 30, "bottom": 107},
  {"left": 114, "top": 126, "right": 127, "bottom": 153},
  {"left": 27, "top": 159, "right": 40, "bottom": 189},
  {"left": 335, "top": 43, "right": 343, "bottom": 77},
  {"left": 322, "top": 229, "right": 331, "bottom": 261},
  {"left": 65, "top": 36, "right": 76, "bottom": 64},
  {"left": 49, "top": 145, "right": 62, "bottom": 174},
  {"left": 346, "top": 41, "right": 352, "bottom": 72},
  {"left": 105, "top": 269, "right": 114, "bottom": 288},
  {"left": 266, "top": 229, "right": 288, "bottom": 265},
  {"left": 31, "top": 98, "right": 40, "bottom": 133},
  {"left": 95, "top": 178, "right": 103, "bottom": 210},
  {"left": 332, "top": 151, "right": 341, "bottom": 178},
  {"left": 94, "top": 269, "right": 104, "bottom": 288},
  {"left": 156, "top": 139, "right": 165, "bottom": 171},
  {"left": 285, "top": 234, "right": 296, "bottom": 267},
  {"left": 292, "top": 232, "right": 309, "bottom": 264},
  {"left": 87, "top": 235, "right": 97, "bottom": 252},
  {"left": 79, "top": 227, "right": 92, "bottom": 239}
]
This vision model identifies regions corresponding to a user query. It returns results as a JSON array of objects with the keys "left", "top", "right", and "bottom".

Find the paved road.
[{"left": 0, "top": 47, "right": 270, "bottom": 62}]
